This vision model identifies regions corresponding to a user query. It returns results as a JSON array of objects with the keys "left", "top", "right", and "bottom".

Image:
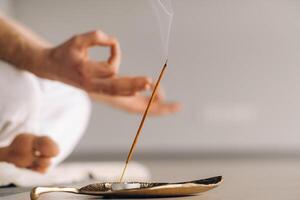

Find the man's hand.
[
  {"left": 44, "top": 31, "right": 151, "bottom": 95},
  {"left": 0, "top": 15, "right": 151, "bottom": 96},
  {"left": 0, "top": 133, "right": 59, "bottom": 173},
  {"left": 91, "top": 87, "right": 181, "bottom": 116}
]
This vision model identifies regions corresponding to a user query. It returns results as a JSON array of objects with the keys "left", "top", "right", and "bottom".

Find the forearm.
[{"left": 0, "top": 14, "right": 51, "bottom": 77}]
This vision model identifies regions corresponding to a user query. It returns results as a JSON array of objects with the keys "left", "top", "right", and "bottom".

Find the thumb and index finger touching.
[
  {"left": 76, "top": 32, "right": 181, "bottom": 111},
  {"left": 77, "top": 31, "right": 175, "bottom": 100},
  {"left": 74, "top": 31, "right": 121, "bottom": 77},
  {"left": 75, "top": 30, "right": 154, "bottom": 95},
  {"left": 73, "top": 31, "right": 179, "bottom": 101}
]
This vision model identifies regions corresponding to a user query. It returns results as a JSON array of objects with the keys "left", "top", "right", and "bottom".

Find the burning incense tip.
[{"left": 119, "top": 60, "right": 168, "bottom": 182}]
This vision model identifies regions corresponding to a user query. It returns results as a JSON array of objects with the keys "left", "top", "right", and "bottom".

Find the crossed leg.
[{"left": 0, "top": 65, "right": 91, "bottom": 173}]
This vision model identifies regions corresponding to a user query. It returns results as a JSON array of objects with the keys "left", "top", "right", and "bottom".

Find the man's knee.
[
  {"left": 0, "top": 65, "right": 40, "bottom": 117},
  {"left": 0, "top": 65, "right": 41, "bottom": 143},
  {"left": 37, "top": 80, "right": 91, "bottom": 165}
]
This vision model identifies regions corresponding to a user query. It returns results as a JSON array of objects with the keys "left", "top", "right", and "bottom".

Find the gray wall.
[
  {"left": 2, "top": 0, "right": 300, "bottom": 156},
  {"left": 0, "top": 0, "right": 12, "bottom": 15}
]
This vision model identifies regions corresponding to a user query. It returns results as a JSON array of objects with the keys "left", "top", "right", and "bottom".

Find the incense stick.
[{"left": 119, "top": 60, "right": 168, "bottom": 182}]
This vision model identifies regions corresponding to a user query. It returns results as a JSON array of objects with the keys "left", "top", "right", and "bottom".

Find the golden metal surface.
[{"left": 30, "top": 176, "right": 222, "bottom": 200}]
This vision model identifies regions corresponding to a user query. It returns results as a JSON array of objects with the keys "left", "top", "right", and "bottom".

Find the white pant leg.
[
  {"left": 0, "top": 64, "right": 41, "bottom": 147},
  {"left": 38, "top": 79, "right": 91, "bottom": 165},
  {"left": 0, "top": 64, "right": 91, "bottom": 165}
]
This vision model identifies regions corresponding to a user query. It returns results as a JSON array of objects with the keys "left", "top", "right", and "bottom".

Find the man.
[{"left": 0, "top": 14, "right": 181, "bottom": 173}]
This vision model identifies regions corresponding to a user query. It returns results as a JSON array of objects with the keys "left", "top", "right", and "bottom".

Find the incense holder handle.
[{"left": 30, "top": 186, "right": 79, "bottom": 200}]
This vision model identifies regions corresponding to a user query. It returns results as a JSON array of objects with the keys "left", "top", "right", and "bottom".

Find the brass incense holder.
[
  {"left": 30, "top": 176, "right": 222, "bottom": 199},
  {"left": 30, "top": 60, "right": 223, "bottom": 199}
]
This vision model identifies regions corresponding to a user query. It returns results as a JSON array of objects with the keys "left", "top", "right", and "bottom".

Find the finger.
[
  {"left": 125, "top": 97, "right": 181, "bottom": 115},
  {"left": 84, "top": 61, "right": 117, "bottom": 78},
  {"left": 33, "top": 157, "right": 51, "bottom": 168},
  {"left": 33, "top": 136, "right": 60, "bottom": 158},
  {"left": 153, "top": 86, "right": 166, "bottom": 101},
  {"left": 29, "top": 165, "right": 49, "bottom": 173},
  {"left": 149, "top": 102, "right": 182, "bottom": 116},
  {"left": 73, "top": 31, "right": 121, "bottom": 75},
  {"left": 90, "top": 76, "right": 152, "bottom": 96},
  {"left": 108, "top": 38, "right": 121, "bottom": 70},
  {"left": 30, "top": 158, "right": 51, "bottom": 173},
  {"left": 73, "top": 31, "right": 117, "bottom": 47}
]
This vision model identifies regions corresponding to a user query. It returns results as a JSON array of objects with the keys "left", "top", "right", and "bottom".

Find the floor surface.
[{"left": 1, "top": 157, "right": 300, "bottom": 200}]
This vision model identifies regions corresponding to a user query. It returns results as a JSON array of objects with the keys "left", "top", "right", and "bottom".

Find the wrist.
[
  {"left": 39, "top": 46, "right": 66, "bottom": 82},
  {"left": 28, "top": 46, "right": 55, "bottom": 79}
]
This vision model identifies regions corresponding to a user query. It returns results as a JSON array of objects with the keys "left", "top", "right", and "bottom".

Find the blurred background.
[{"left": 1, "top": 0, "right": 300, "bottom": 160}]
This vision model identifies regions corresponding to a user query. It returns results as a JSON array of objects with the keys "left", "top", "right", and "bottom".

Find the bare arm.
[
  {"left": 0, "top": 14, "right": 181, "bottom": 115},
  {"left": 0, "top": 14, "right": 49, "bottom": 77},
  {"left": 0, "top": 14, "right": 151, "bottom": 95}
]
